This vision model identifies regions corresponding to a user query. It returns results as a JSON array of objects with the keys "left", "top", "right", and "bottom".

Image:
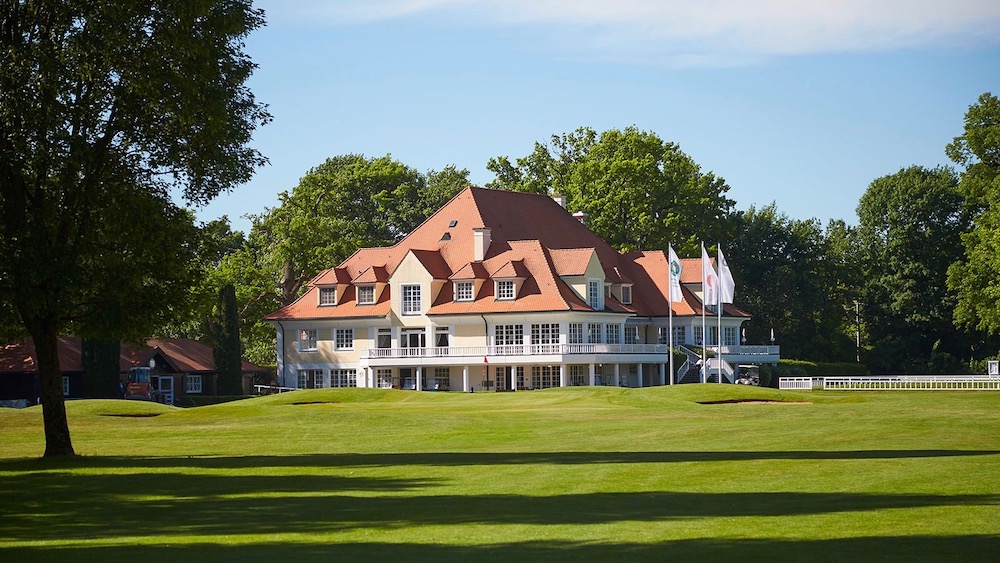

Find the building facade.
[{"left": 266, "top": 188, "right": 778, "bottom": 391}]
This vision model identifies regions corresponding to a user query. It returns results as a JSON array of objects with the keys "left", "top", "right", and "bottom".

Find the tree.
[
  {"left": 856, "top": 166, "right": 973, "bottom": 373},
  {"left": 487, "top": 126, "right": 736, "bottom": 254},
  {"left": 0, "top": 1, "right": 269, "bottom": 457},
  {"left": 727, "top": 205, "right": 856, "bottom": 362},
  {"left": 213, "top": 283, "right": 243, "bottom": 395},
  {"left": 947, "top": 92, "right": 1000, "bottom": 335},
  {"left": 216, "top": 157, "right": 469, "bottom": 366},
  {"left": 81, "top": 339, "right": 121, "bottom": 398}
]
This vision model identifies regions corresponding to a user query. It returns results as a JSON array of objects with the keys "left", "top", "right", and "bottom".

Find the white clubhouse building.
[{"left": 266, "top": 188, "right": 778, "bottom": 391}]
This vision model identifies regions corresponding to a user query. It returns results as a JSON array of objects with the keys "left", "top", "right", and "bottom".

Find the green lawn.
[{"left": 1, "top": 385, "right": 998, "bottom": 561}]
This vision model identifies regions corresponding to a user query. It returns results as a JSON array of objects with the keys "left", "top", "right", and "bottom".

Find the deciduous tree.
[{"left": 0, "top": 1, "right": 269, "bottom": 456}]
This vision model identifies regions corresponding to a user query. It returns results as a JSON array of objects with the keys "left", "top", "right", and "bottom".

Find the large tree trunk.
[{"left": 26, "top": 321, "right": 76, "bottom": 458}]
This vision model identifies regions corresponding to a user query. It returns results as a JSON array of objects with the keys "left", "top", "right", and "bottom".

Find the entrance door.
[
  {"left": 157, "top": 376, "right": 174, "bottom": 405},
  {"left": 400, "top": 368, "right": 415, "bottom": 390},
  {"left": 401, "top": 330, "right": 426, "bottom": 356}
]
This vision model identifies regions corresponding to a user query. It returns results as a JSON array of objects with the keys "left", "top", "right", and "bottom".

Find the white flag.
[
  {"left": 718, "top": 247, "right": 736, "bottom": 304},
  {"left": 701, "top": 244, "right": 718, "bottom": 306},
  {"left": 668, "top": 245, "right": 683, "bottom": 303}
]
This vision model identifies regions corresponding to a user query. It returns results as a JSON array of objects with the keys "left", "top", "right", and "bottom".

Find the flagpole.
[
  {"left": 717, "top": 243, "right": 723, "bottom": 384},
  {"left": 700, "top": 242, "right": 706, "bottom": 384}
]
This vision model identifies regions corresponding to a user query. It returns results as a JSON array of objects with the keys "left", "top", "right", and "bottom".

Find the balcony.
[{"left": 360, "top": 343, "right": 671, "bottom": 364}]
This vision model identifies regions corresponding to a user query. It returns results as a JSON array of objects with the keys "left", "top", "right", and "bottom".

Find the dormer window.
[
  {"left": 357, "top": 285, "right": 375, "bottom": 305},
  {"left": 587, "top": 279, "right": 602, "bottom": 310},
  {"left": 621, "top": 284, "right": 632, "bottom": 305},
  {"left": 455, "top": 281, "right": 474, "bottom": 302},
  {"left": 496, "top": 280, "right": 516, "bottom": 300},
  {"left": 319, "top": 287, "right": 336, "bottom": 306}
]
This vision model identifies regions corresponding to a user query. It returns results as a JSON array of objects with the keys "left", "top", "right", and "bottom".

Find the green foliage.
[
  {"left": 774, "top": 360, "right": 869, "bottom": 376},
  {"left": 213, "top": 284, "right": 243, "bottom": 395},
  {"left": 0, "top": 0, "right": 269, "bottom": 457},
  {"left": 81, "top": 339, "right": 122, "bottom": 398},
  {"left": 856, "top": 166, "right": 981, "bottom": 373},
  {"left": 947, "top": 92, "right": 1000, "bottom": 334},
  {"left": 728, "top": 205, "right": 857, "bottom": 362},
  {"left": 487, "top": 126, "right": 736, "bottom": 254},
  {"left": 218, "top": 156, "right": 469, "bottom": 366}
]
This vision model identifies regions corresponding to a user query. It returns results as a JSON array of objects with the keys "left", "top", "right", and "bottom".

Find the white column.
[
  {"left": 637, "top": 363, "right": 643, "bottom": 388},
  {"left": 512, "top": 366, "right": 517, "bottom": 391},
  {"left": 416, "top": 367, "right": 423, "bottom": 391},
  {"left": 589, "top": 363, "right": 596, "bottom": 386},
  {"left": 463, "top": 366, "right": 469, "bottom": 392},
  {"left": 559, "top": 364, "right": 567, "bottom": 387},
  {"left": 275, "top": 325, "right": 285, "bottom": 387},
  {"left": 659, "top": 363, "right": 665, "bottom": 386},
  {"left": 613, "top": 363, "right": 620, "bottom": 387}
]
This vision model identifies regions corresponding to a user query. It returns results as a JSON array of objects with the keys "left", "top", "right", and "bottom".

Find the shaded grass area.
[{"left": 1, "top": 385, "right": 999, "bottom": 561}]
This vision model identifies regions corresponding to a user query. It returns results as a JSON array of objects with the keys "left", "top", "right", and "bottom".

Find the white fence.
[{"left": 780, "top": 375, "right": 1000, "bottom": 391}]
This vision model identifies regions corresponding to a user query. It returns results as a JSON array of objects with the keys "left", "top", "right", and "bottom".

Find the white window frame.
[
  {"left": 401, "top": 284, "right": 421, "bottom": 316},
  {"left": 319, "top": 287, "right": 336, "bottom": 306},
  {"left": 587, "top": 322, "right": 602, "bottom": 344},
  {"left": 331, "top": 369, "right": 357, "bottom": 388},
  {"left": 494, "top": 324, "right": 524, "bottom": 346},
  {"left": 377, "top": 328, "right": 392, "bottom": 349},
  {"left": 299, "top": 329, "right": 318, "bottom": 352},
  {"left": 455, "top": 281, "right": 474, "bottom": 302},
  {"left": 625, "top": 325, "right": 639, "bottom": 345},
  {"left": 568, "top": 323, "right": 583, "bottom": 344},
  {"left": 588, "top": 279, "right": 602, "bottom": 310},
  {"left": 606, "top": 324, "right": 621, "bottom": 345},
  {"left": 185, "top": 374, "right": 203, "bottom": 394},
  {"left": 357, "top": 285, "right": 375, "bottom": 305},
  {"left": 621, "top": 285, "right": 632, "bottom": 305},
  {"left": 674, "top": 325, "right": 686, "bottom": 345},
  {"left": 376, "top": 368, "right": 393, "bottom": 389},
  {"left": 531, "top": 323, "right": 557, "bottom": 345},
  {"left": 335, "top": 328, "right": 354, "bottom": 351},
  {"left": 725, "top": 326, "right": 738, "bottom": 346},
  {"left": 496, "top": 280, "right": 515, "bottom": 300}
]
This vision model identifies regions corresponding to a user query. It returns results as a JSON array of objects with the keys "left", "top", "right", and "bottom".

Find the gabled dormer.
[
  {"left": 550, "top": 248, "right": 605, "bottom": 311},
  {"left": 315, "top": 267, "right": 352, "bottom": 306},
  {"left": 490, "top": 260, "right": 529, "bottom": 301},
  {"left": 449, "top": 261, "right": 489, "bottom": 302},
  {"left": 352, "top": 265, "right": 390, "bottom": 305},
  {"left": 389, "top": 249, "right": 451, "bottom": 320}
]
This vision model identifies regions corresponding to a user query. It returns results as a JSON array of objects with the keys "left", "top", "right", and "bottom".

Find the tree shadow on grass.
[
  {"left": 2, "top": 535, "right": 999, "bottom": 563},
  {"left": 2, "top": 449, "right": 997, "bottom": 471}
]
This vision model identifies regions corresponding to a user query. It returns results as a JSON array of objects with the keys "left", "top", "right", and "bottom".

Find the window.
[
  {"left": 674, "top": 326, "right": 686, "bottom": 345},
  {"left": 433, "top": 367, "right": 450, "bottom": 390},
  {"left": 494, "top": 324, "right": 523, "bottom": 346},
  {"left": 569, "top": 365, "right": 586, "bottom": 386},
  {"left": 319, "top": 287, "right": 336, "bottom": 306},
  {"left": 377, "top": 328, "right": 391, "bottom": 349},
  {"left": 299, "top": 329, "right": 318, "bottom": 351},
  {"left": 496, "top": 280, "right": 515, "bottom": 300},
  {"left": 435, "top": 327, "right": 449, "bottom": 348},
  {"left": 658, "top": 326, "right": 669, "bottom": 345},
  {"left": 401, "top": 284, "right": 421, "bottom": 315},
  {"left": 708, "top": 326, "right": 718, "bottom": 346},
  {"left": 568, "top": 323, "right": 583, "bottom": 344},
  {"left": 588, "top": 280, "right": 602, "bottom": 310},
  {"left": 376, "top": 368, "right": 393, "bottom": 389},
  {"left": 531, "top": 366, "right": 559, "bottom": 389},
  {"left": 606, "top": 324, "right": 621, "bottom": 344},
  {"left": 531, "top": 323, "right": 557, "bottom": 345},
  {"left": 297, "top": 369, "right": 322, "bottom": 389},
  {"left": 62, "top": 376, "right": 70, "bottom": 396},
  {"left": 587, "top": 323, "right": 602, "bottom": 344},
  {"left": 357, "top": 285, "right": 375, "bottom": 305},
  {"left": 331, "top": 369, "right": 357, "bottom": 388},
  {"left": 313, "top": 371, "right": 327, "bottom": 388},
  {"left": 625, "top": 325, "right": 639, "bottom": 345},
  {"left": 335, "top": 328, "right": 354, "bottom": 350},
  {"left": 185, "top": 375, "right": 203, "bottom": 394},
  {"left": 621, "top": 285, "right": 632, "bottom": 304},
  {"left": 725, "top": 326, "right": 738, "bottom": 346},
  {"left": 694, "top": 325, "right": 704, "bottom": 346},
  {"left": 455, "top": 281, "right": 474, "bottom": 301}
]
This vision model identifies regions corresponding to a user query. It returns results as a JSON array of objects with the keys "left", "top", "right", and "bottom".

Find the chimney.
[
  {"left": 572, "top": 211, "right": 587, "bottom": 224},
  {"left": 473, "top": 227, "right": 491, "bottom": 262},
  {"left": 552, "top": 194, "right": 567, "bottom": 208}
]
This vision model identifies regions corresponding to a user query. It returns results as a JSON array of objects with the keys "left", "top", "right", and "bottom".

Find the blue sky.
[{"left": 199, "top": 1, "right": 1000, "bottom": 233}]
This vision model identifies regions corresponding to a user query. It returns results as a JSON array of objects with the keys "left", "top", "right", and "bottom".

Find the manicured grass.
[{"left": 1, "top": 385, "right": 998, "bottom": 561}]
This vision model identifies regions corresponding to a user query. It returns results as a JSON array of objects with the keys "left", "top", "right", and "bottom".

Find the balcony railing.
[{"left": 361, "top": 343, "right": 671, "bottom": 360}]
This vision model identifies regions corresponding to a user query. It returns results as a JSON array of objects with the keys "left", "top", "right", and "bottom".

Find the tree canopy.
[
  {"left": 947, "top": 92, "right": 1000, "bottom": 335},
  {"left": 487, "top": 126, "right": 735, "bottom": 255},
  {"left": 0, "top": 1, "right": 269, "bottom": 456}
]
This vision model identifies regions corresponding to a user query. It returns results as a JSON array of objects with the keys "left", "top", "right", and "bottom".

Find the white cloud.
[{"left": 271, "top": 0, "right": 1000, "bottom": 63}]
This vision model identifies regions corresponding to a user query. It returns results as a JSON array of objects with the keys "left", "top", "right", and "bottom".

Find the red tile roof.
[{"left": 266, "top": 187, "right": 750, "bottom": 321}]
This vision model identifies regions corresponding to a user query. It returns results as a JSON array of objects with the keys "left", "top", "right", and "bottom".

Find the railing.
[
  {"left": 717, "top": 345, "right": 781, "bottom": 356},
  {"left": 361, "top": 343, "right": 671, "bottom": 360},
  {"left": 779, "top": 375, "right": 1000, "bottom": 391},
  {"left": 779, "top": 377, "right": 815, "bottom": 390},
  {"left": 254, "top": 384, "right": 297, "bottom": 395}
]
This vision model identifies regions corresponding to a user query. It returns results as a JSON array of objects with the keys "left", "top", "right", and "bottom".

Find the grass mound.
[{"left": 62, "top": 399, "right": 176, "bottom": 417}]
